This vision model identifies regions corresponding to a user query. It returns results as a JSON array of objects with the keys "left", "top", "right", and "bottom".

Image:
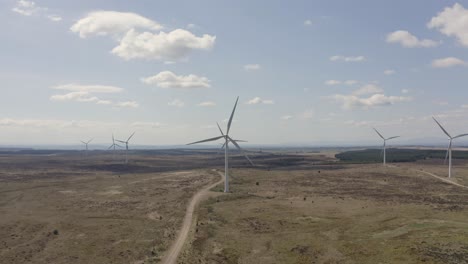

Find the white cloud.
[
  {"left": 50, "top": 91, "right": 98, "bottom": 103},
  {"left": 352, "top": 84, "right": 383, "bottom": 95},
  {"left": 462, "top": 104, "right": 468, "bottom": 109},
  {"left": 198, "top": 101, "right": 216, "bottom": 107},
  {"left": 141, "top": 71, "right": 210, "bottom": 89},
  {"left": 70, "top": 11, "right": 162, "bottom": 38},
  {"left": 344, "top": 80, "right": 358, "bottom": 85},
  {"left": 325, "top": 80, "right": 341, "bottom": 86},
  {"left": 428, "top": 3, "right": 468, "bottom": 47},
  {"left": 47, "top": 14, "right": 62, "bottom": 22},
  {"left": 431, "top": 57, "right": 466, "bottom": 68},
  {"left": 401, "top": 89, "right": 409, "bottom": 94},
  {"left": 386, "top": 30, "right": 439, "bottom": 48},
  {"left": 281, "top": 115, "right": 293, "bottom": 120},
  {"left": 331, "top": 93, "right": 411, "bottom": 110},
  {"left": 244, "top": 64, "right": 261, "bottom": 71},
  {"left": 12, "top": 0, "right": 41, "bottom": 16},
  {"left": 52, "top": 83, "right": 123, "bottom": 93},
  {"left": 50, "top": 84, "right": 131, "bottom": 106},
  {"left": 115, "top": 101, "right": 139, "bottom": 108},
  {"left": 345, "top": 120, "right": 371, "bottom": 127},
  {"left": 168, "top": 99, "right": 184, "bottom": 107},
  {"left": 330, "top": 55, "right": 366, "bottom": 62},
  {"left": 111, "top": 28, "right": 216, "bottom": 61},
  {"left": 300, "top": 110, "right": 314, "bottom": 120},
  {"left": 246, "top": 97, "right": 275, "bottom": 105},
  {"left": 384, "top": 69, "right": 396, "bottom": 75},
  {"left": 131, "top": 122, "right": 163, "bottom": 128},
  {"left": 187, "top": 23, "right": 196, "bottom": 29},
  {"left": 304, "top": 20, "right": 312, "bottom": 26}
]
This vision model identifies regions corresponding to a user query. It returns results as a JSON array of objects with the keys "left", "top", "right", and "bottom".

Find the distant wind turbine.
[
  {"left": 116, "top": 132, "right": 135, "bottom": 164},
  {"left": 188, "top": 97, "right": 254, "bottom": 193},
  {"left": 108, "top": 134, "right": 122, "bottom": 159},
  {"left": 373, "top": 128, "right": 399, "bottom": 166},
  {"left": 432, "top": 117, "right": 468, "bottom": 178},
  {"left": 80, "top": 139, "right": 93, "bottom": 159}
]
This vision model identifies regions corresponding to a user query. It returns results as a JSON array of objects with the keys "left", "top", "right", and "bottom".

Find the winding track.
[
  {"left": 161, "top": 170, "right": 224, "bottom": 264},
  {"left": 388, "top": 164, "right": 468, "bottom": 189}
]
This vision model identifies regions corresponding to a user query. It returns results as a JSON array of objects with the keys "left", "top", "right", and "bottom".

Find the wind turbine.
[
  {"left": 108, "top": 134, "right": 122, "bottom": 159},
  {"left": 187, "top": 97, "right": 253, "bottom": 193},
  {"left": 373, "top": 128, "right": 399, "bottom": 166},
  {"left": 432, "top": 117, "right": 468, "bottom": 178},
  {"left": 116, "top": 132, "right": 135, "bottom": 164},
  {"left": 80, "top": 139, "right": 93, "bottom": 158}
]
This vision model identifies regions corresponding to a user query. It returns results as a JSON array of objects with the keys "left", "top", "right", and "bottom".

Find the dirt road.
[{"left": 161, "top": 170, "right": 224, "bottom": 264}]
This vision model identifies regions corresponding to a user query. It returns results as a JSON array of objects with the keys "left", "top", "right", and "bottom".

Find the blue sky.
[{"left": 2, "top": 0, "right": 468, "bottom": 146}]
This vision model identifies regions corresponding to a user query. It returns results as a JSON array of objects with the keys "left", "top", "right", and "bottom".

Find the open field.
[
  {"left": 180, "top": 154, "right": 468, "bottom": 263},
  {"left": 1, "top": 148, "right": 468, "bottom": 263}
]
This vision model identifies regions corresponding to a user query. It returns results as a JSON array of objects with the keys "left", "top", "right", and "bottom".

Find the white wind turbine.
[
  {"left": 188, "top": 97, "right": 254, "bottom": 193},
  {"left": 80, "top": 139, "right": 93, "bottom": 158},
  {"left": 373, "top": 128, "right": 399, "bottom": 166},
  {"left": 432, "top": 117, "right": 468, "bottom": 178},
  {"left": 116, "top": 132, "right": 135, "bottom": 164},
  {"left": 108, "top": 133, "right": 122, "bottom": 159}
]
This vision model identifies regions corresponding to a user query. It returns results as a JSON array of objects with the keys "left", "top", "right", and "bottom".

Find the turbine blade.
[
  {"left": 432, "top": 117, "right": 452, "bottom": 138},
  {"left": 234, "top": 140, "right": 248, "bottom": 142},
  {"left": 127, "top": 132, "right": 136, "bottom": 141},
  {"left": 187, "top": 136, "right": 225, "bottom": 145},
  {"left": 80, "top": 140, "right": 86, "bottom": 144},
  {"left": 216, "top": 122, "right": 224, "bottom": 136},
  {"left": 227, "top": 97, "right": 239, "bottom": 135},
  {"left": 112, "top": 133, "right": 114, "bottom": 142},
  {"left": 115, "top": 144, "right": 123, "bottom": 148},
  {"left": 387, "top": 136, "right": 400, "bottom": 140},
  {"left": 116, "top": 140, "right": 126, "bottom": 144},
  {"left": 373, "top": 128, "right": 385, "bottom": 139},
  {"left": 108, "top": 144, "right": 114, "bottom": 150},
  {"left": 228, "top": 136, "right": 254, "bottom": 166},
  {"left": 221, "top": 142, "right": 226, "bottom": 149},
  {"left": 453, "top": 133, "right": 468, "bottom": 139},
  {"left": 87, "top": 138, "right": 93, "bottom": 144}
]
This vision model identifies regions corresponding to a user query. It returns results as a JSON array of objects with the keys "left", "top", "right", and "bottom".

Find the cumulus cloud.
[
  {"left": 281, "top": 115, "right": 294, "bottom": 120},
  {"left": 325, "top": 80, "right": 358, "bottom": 86},
  {"left": 428, "top": 3, "right": 468, "bottom": 47},
  {"left": 243, "top": 64, "right": 261, "bottom": 71},
  {"left": 331, "top": 94, "right": 411, "bottom": 110},
  {"left": 304, "top": 20, "right": 312, "bottom": 26},
  {"left": 52, "top": 84, "right": 123, "bottom": 93},
  {"left": 115, "top": 101, "right": 139, "bottom": 108},
  {"left": 401, "top": 89, "right": 409, "bottom": 94},
  {"left": 246, "top": 97, "right": 274, "bottom": 105},
  {"left": 431, "top": 57, "right": 466, "bottom": 68},
  {"left": 384, "top": 69, "right": 396, "bottom": 75},
  {"left": 352, "top": 84, "right": 384, "bottom": 95},
  {"left": 111, "top": 28, "right": 215, "bottom": 61},
  {"left": 386, "top": 30, "right": 439, "bottom": 47},
  {"left": 12, "top": 0, "right": 61, "bottom": 21},
  {"left": 325, "top": 80, "right": 341, "bottom": 86},
  {"left": 70, "top": 11, "right": 162, "bottom": 38},
  {"left": 141, "top": 71, "right": 210, "bottom": 89},
  {"left": 198, "top": 101, "right": 216, "bottom": 107},
  {"left": 168, "top": 99, "right": 184, "bottom": 107},
  {"left": 131, "top": 121, "right": 163, "bottom": 128},
  {"left": 330, "top": 55, "right": 366, "bottom": 62},
  {"left": 47, "top": 14, "right": 62, "bottom": 22},
  {"left": 12, "top": 0, "right": 42, "bottom": 16},
  {"left": 330, "top": 84, "right": 411, "bottom": 110},
  {"left": 50, "top": 83, "right": 138, "bottom": 108}
]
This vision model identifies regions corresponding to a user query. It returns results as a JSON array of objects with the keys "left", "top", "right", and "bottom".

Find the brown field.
[{"left": 1, "top": 149, "right": 468, "bottom": 263}]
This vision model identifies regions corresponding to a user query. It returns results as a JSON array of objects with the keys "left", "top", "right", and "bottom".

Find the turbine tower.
[
  {"left": 108, "top": 134, "right": 122, "bottom": 159},
  {"left": 432, "top": 117, "right": 468, "bottom": 178},
  {"left": 80, "top": 139, "right": 93, "bottom": 158},
  {"left": 116, "top": 132, "right": 135, "bottom": 164},
  {"left": 187, "top": 97, "right": 253, "bottom": 193},
  {"left": 373, "top": 128, "right": 399, "bottom": 166}
]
